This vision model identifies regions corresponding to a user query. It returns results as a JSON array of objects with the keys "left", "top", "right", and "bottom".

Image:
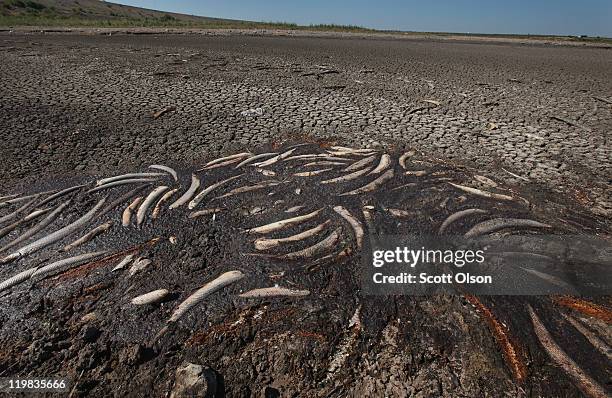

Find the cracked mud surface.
[
  {"left": 0, "top": 32, "right": 611, "bottom": 397},
  {"left": 1, "top": 32, "right": 611, "bottom": 216}
]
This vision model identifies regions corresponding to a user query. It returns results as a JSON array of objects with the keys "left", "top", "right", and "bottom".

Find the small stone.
[
  {"left": 170, "top": 362, "right": 216, "bottom": 398},
  {"left": 80, "top": 312, "right": 97, "bottom": 323}
]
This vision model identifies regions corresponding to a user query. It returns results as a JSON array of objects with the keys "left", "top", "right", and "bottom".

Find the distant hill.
[
  {"left": 1, "top": 0, "right": 240, "bottom": 24},
  {"left": 0, "top": 0, "right": 371, "bottom": 31}
]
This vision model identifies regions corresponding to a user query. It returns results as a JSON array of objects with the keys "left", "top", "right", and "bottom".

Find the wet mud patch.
[{"left": 0, "top": 140, "right": 610, "bottom": 397}]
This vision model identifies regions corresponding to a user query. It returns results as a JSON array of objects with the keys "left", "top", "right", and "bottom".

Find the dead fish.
[
  {"left": 31, "top": 251, "right": 107, "bottom": 279},
  {"left": 247, "top": 209, "right": 322, "bottom": 234},
  {"left": 329, "top": 146, "right": 377, "bottom": 156},
  {"left": 112, "top": 254, "right": 134, "bottom": 272},
  {"left": 439, "top": 208, "right": 488, "bottom": 234},
  {"left": 405, "top": 170, "right": 428, "bottom": 177},
  {"left": 88, "top": 178, "right": 158, "bottom": 193},
  {"left": 188, "top": 208, "right": 225, "bottom": 218},
  {"left": 137, "top": 186, "right": 169, "bottom": 226},
  {"left": 593, "top": 95, "right": 612, "bottom": 105},
  {"left": 362, "top": 206, "right": 375, "bottom": 229},
  {"left": 131, "top": 289, "right": 169, "bottom": 305},
  {"left": 148, "top": 164, "right": 178, "bottom": 181},
  {"left": 502, "top": 168, "right": 530, "bottom": 182},
  {"left": 474, "top": 175, "right": 498, "bottom": 187},
  {"left": 560, "top": 312, "right": 612, "bottom": 361},
  {"left": 37, "top": 184, "right": 86, "bottom": 208},
  {"left": 0, "top": 266, "right": 38, "bottom": 293},
  {"left": 424, "top": 177, "right": 453, "bottom": 183},
  {"left": 1, "top": 198, "right": 106, "bottom": 264},
  {"left": 448, "top": 183, "right": 514, "bottom": 201},
  {"left": 62, "top": 221, "right": 112, "bottom": 252},
  {"left": 96, "top": 173, "right": 164, "bottom": 186},
  {"left": 320, "top": 156, "right": 354, "bottom": 162},
  {"left": 528, "top": 305, "right": 607, "bottom": 398},
  {"left": 550, "top": 116, "right": 592, "bottom": 132},
  {"left": 283, "top": 154, "right": 328, "bottom": 161},
  {"left": 321, "top": 167, "right": 371, "bottom": 184},
  {"left": 330, "top": 146, "right": 374, "bottom": 153},
  {"left": 0, "top": 207, "right": 50, "bottom": 239},
  {"left": 239, "top": 286, "right": 310, "bottom": 298},
  {"left": 0, "top": 200, "right": 71, "bottom": 254},
  {"left": 152, "top": 188, "right": 178, "bottom": 219},
  {"left": 333, "top": 206, "right": 364, "bottom": 249},
  {"left": 340, "top": 169, "right": 394, "bottom": 196},
  {"left": 255, "top": 148, "right": 297, "bottom": 167},
  {"left": 254, "top": 220, "right": 331, "bottom": 251},
  {"left": 203, "top": 152, "right": 251, "bottom": 168},
  {"left": 244, "top": 206, "right": 267, "bottom": 215},
  {"left": 281, "top": 228, "right": 341, "bottom": 260},
  {"left": 464, "top": 218, "right": 551, "bottom": 238},
  {"left": 255, "top": 168, "right": 276, "bottom": 177},
  {"left": 368, "top": 154, "right": 391, "bottom": 174},
  {"left": 122, "top": 196, "right": 143, "bottom": 227},
  {"left": 169, "top": 175, "right": 200, "bottom": 209},
  {"left": 303, "top": 161, "right": 347, "bottom": 167},
  {"left": 128, "top": 257, "right": 152, "bottom": 276},
  {"left": 0, "top": 197, "right": 38, "bottom": 226},
  {"left": 520, "top": 268, "right": 574, "bottom": 290},
  {"left": 294, "top": 168, "right": 333, "bottom": 177},
  {"left": 0, "top": 191, "right": 51, "bottom": 208},
  {"left": 188, "top": 175, "right": 243, "bottom": 209},
  {"left": 98, "top": 184, "right": 150, "bottom": 217},
  {"left": 325, "top": 305, "right": 361, "bottom": 379},
  {"left": 152, "top": 106, "right": 175, "bottom": 119},
  {"left": 398, "top": 150, "right": 415, "bottom": 169},
  {"left": 281, "top": 153, "right": 350, "bottom": 163},
  {"left": 200, "top": 157, "right": 245, "bottom": 171},
  {"left": 344, "top": 155, "right": 377, "bottom": 172},
  {"left": 385, "top": 208, "right": 412, "bottom": 218},
  {"left": 235, "top": 152, "right": 278, "bottom": 168},
  {"left": 306, "top": 245, "right": 352, "bottom": 271},
  {"left": 168, "top": 270, "right": 245, "bottom": 323},
  {"left": 391, "top": 182, "right": 418, "bottom": 191},
  {"left": 0, "top": 193, "right": 19, "bottom": 202},
  {"left": 215, "top": 181, "right": 280, "bottom": 199},
  {"left": 327, "top": 150, "right": 376, "bottom": 157},
  {"left": 411, "top": 159, "right": 435, "bottom": 167}
]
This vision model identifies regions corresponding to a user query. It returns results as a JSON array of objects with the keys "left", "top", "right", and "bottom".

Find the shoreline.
[{"left": 1, "top": 26, "right": 610, "bottom": 48}]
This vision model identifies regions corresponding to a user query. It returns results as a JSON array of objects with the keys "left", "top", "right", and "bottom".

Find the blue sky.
[{"left": 114, "top": 0, "right": 612, "bottom": 37}]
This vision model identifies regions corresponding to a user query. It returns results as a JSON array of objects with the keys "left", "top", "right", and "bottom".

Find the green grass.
[{"left": 0, "top": 13, "right": 374, "bottom": 32}]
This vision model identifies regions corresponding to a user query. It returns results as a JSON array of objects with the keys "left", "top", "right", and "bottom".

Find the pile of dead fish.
[{"left": 1, "top": 142, "right": 553, "bottom": 322}]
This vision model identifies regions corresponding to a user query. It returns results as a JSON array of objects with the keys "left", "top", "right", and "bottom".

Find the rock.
[
  {"left": 170, "top": 362, "right": 216, "bottom": 398},
  {"left": 240, "top": 108, "right": 264, "bottom": 117}
]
